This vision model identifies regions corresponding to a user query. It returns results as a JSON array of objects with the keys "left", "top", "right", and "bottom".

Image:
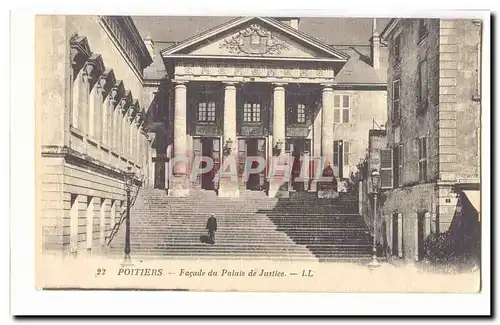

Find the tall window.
[
  {"left": 343, "top": 141, "right": 350, "bottom": 166},
  {"left": 296, "top": 104, "right": 306, "bottom": 124},
  {"left": 197, "top": 101, "right": 216, "bottom": 122},
  {"left": 394, "top": 34, "right": 401, "bottom": 64},
  {"left": 243, "top": 103, "right": 261, "bottom": 122},
  {"left": 333, "top": 140, "right": 349, "bottom": 166},
  {"left": 418, "top": 19, "right": 428, "bottom": 41},
  {"left": 334, "top": 94, "right": 350, "bottom": 124},
  {"left": 418, "top": 137, "right": 428, "bottom": 183},
  {"left": 334, "top": 141, "right": 339, "bottom": 166},
  {"left": 392, "top": 79, "right": 401, "bottom": 124},
  {"left": 417, "top": 60, "right": 428, "bottom": 115}
]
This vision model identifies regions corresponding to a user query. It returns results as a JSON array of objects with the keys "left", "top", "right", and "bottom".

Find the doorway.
[
  {"left": 392, "top": 213, "right": 399, "bottom": 256},
  {"left": 288, "top": 138, "right": 311, "bottom": 191},
  {"left": 417, "top": 212, "right": 425, "bottom": 261},
  {"left": 238, "top": 138, "right": 266, "bottom": 190},
  {"left": 193, "top": 137, "right": 220, "bottom": 190}
]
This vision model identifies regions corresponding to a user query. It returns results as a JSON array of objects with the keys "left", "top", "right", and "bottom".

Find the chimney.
[
  {"left": 370, "top": 18, "right": 380, "bottom": 69},
  {"left": 144, "top": 36, "right": 155, "bottom": 58}
]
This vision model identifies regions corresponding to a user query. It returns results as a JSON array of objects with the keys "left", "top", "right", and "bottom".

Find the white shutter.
[
  {"left": 342, "top": 140, "right": 350, "bottom": 179},
  {"left": 380, "top": 149, "right": 393, "bottom": 189}
]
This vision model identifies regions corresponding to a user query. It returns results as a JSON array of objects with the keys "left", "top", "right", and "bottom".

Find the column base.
[
  {"left": 218, "top": 178, "right": 239, "bottom": 197},
  {"left": 168, "top": 175, "right": 190, "bottom": 197},
  {"left": 268, "top": 178, "right": 289, "bottom": 198},
  {"left": 168, "top": 188, "right": 190, "bottom": 197}
]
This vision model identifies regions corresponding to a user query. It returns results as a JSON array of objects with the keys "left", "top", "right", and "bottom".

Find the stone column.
[
  {"left": 169, "top": 82, "right": 189, "bottom": 196},
  {"left": 268, "top": 83, "right": 289, "bottom": 198},
  {"left": 318, "top": 84, "right": 335, "bottom": 198},
  {"left": 219, "top": 82, "right": 239, "bottom": 197}
]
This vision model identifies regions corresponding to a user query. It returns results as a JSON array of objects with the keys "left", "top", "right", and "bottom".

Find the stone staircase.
[{"left": 108, "top": 189, "right": 372, "bottom": 262}]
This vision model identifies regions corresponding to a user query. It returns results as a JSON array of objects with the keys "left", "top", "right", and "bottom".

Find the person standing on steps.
[{"left": 206, "top": 213, "right": 218, "bottom": 244}]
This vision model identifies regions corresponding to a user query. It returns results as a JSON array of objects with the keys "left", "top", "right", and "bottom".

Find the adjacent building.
[
  {"left": 36, "top": 16, "right": 155, "bottom": 254},
  {"left": 369, "top": 18, "right": 482, "bottom": 261}
]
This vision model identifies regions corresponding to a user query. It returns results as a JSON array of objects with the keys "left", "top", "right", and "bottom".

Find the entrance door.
[
  {"left": 289, "top": 138, "right": 311, "bottom": 191},
  {"left": 238, "top": 138, "right": 266, "bottom": 190},
  {"left": 392, "top": 213, "right": 399, "bottom": 256},
  {"left": 246, "top": 139, "right": 260, "bottom": 190},
  {"left": 193, "top": 137, "right": 220, "bottom": 190},
  {"left": 417, "top": 212, "right": 425, "bottom": 261}
]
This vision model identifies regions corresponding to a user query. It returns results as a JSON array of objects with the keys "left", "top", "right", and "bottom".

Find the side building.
[
  {"left": 367, "top": 18, "right": 482, "bottom": 262},
  {"left": 36, "top": 15, "right": 156, "bottom": 255}
]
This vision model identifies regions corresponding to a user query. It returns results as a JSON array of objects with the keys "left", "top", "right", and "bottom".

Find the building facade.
[
  {"left": 36, "top": 15, "right": 156, "bottom": 254},
  {"left": 36, "top": 15, "right": 390, "bottom": 254},
  {"left": 371, "top": 18, "right": 482, "bottom": 261},
  {"left": 146, "top": 16, "right": 388, "bottom": 197}
]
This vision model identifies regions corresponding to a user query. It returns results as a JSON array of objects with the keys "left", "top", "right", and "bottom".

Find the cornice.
[{"left": 41, "top": 145, "right": 141, "bottom": 184}]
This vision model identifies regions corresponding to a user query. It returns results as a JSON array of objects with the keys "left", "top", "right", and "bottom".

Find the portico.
[{"left": 161, "top": 17, "right": 350, "bottom": 197}]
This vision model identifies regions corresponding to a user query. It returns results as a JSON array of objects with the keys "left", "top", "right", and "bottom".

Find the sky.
[{"left": 132, "top": 16, "right": 392, "bottom": 46}]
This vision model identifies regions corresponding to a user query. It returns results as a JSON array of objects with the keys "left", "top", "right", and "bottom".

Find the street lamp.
[
  {"left": 124, "top": 166, "right": 135, "bottom": 263},
  {"left": 368, "top": 168, "right": 381, "bottom": 267}
]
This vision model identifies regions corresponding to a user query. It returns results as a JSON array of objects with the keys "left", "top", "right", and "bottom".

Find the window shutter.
[
  {"left": 393, "top": 146, "right": 399, "bottom": 188},
  {"left": 380, "top": 149, "right": 393, "bottom": 189},
  {"left": 343, "top": 140, "right": 350, "bottom": 179},
  {"left": 399, "top": 144, "right": 404, "bottom": 187},
  {"left": 333, "top": 141, "right": 339, "bottom": 166}
]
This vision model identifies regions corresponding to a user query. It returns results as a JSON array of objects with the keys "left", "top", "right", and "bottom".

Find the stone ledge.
[{"left": 41, "top": 145, "right": 141, "bottom": 184}]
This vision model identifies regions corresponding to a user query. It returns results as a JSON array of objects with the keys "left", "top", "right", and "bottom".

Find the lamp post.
[
  {"left": 368, "top": 169, "right": 381, "bottom": 267},
  {"left": 124, "top": 166, "right": 135, "bottom": 263}
]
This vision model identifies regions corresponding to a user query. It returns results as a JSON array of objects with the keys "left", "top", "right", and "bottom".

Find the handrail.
[{"left": 106, "top": 174, "right": 146, "bottom": 245}]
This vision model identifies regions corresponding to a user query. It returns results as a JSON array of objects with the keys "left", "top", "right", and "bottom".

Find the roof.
[
  {"left": 160, "top": 16, "right": 350, "bottom": 61},
  {"left": 380, "top": 18, "right": 400, "bottom": 40},
  {"left": 132, "top": 16, "right": 392, "bottom": 46},
  {"left": 140, "top": 17, "right": 389, "bottom": 84},
  {"left": 333, "top": 45, "right": 387, "bottom": 84},
  {"left": 369, "top": 129, "right": 387, "bottom": 137}
]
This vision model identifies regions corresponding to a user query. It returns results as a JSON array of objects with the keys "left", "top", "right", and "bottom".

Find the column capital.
[
  {"left": 172, "top": 80, "right": 188, "bottom": 87},
  {"left": 223, "top": 81, "right": 238, "bottom": 89},
  {"left": 272, "top": 83, "right": 287, "bottom": 90},
  {"left": 320, "top": 83, "right": 336, "bottom": 91}
]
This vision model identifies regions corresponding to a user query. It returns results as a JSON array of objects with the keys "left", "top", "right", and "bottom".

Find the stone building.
[
  {"left": 144, "top": 16, "right": 388, "bottom": 197},
  {"left": 36, "top": 15, "right": 390, "bottom": 255},
  {"left": 369, "top": 18, "right": 482, "bottom": 261},
  {"left": 36, "top": 16, "right": 155, "bottom": 254}
]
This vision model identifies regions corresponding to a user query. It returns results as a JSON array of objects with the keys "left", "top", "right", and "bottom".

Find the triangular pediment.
[{"left": 161, "top": 17, "right": 349, "bottom": 61}]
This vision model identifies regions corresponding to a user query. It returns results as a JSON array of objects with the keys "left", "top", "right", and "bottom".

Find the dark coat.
[{"left": 206, "top": 216, "right": 217, "bottom": 231}]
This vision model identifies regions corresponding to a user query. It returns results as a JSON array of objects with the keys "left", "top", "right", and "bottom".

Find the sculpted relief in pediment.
[
  {"left": 219, "top": 24, "right": 290, "bottom": 55},
  {"left": 187, "top": 23, "right": 318, "bottom": 58}
]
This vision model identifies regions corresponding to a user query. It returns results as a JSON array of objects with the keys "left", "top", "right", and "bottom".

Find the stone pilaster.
[
  {"left": 81, "top": 64, "right": 92, "bottom": 155},
  {"left": 219, "top": 82, "right": 239, "bottom": 197},
  {"left": 268, "top": 83, "right": 289, "bottom": 198},
  {"left": 169, "top": 82, "right": 189, "bottom": 196},
  {"left": 437, "top": 20, "right": 459, "bottom": 231}
]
